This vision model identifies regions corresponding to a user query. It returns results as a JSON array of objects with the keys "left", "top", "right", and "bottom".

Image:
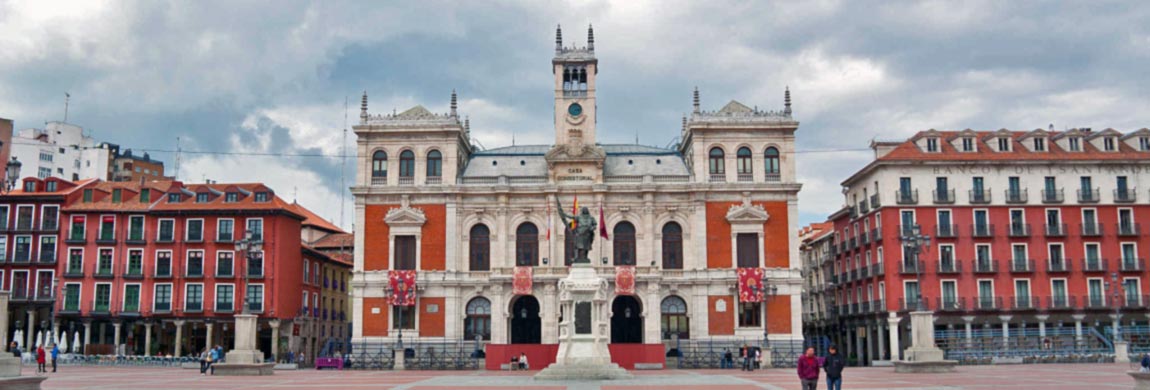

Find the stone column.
[
  {"left": 112, "top": 321, "right": 122, "bottom": 355},
  {"left": 270, "top": 319, "right": 281, "bottom": 363},
  {"left": 542, "top": 284, "right": 558, "bottom": 344},
  {"left": 854, "top": 325, "right": 864, "bottom": 366},
  {"left": 1036, "top": 315, "right": 1048, "bottom": 338},
  {"left": 887, "top": 314, "right": 901, "bottom": 361},
  {"left": 643, "top": 284, "right": 660, "bottom": 344},
  {"left": 0, "top": 293, "right": 9, "bottom": 351},
  {"left": 1072, "top": 314, "right": 1085, "bottom": 347},
  {"left": 999, "top": 315, "right": 1012, "bottom": 349},
  {"left": 206, "top": 322, "right": 215, "bottom": 350},
  {"left": 173, "top": 320, "right": 185, "bottom": 357},
  {"left": 25, "top": 310, "right": 35, "bottom": 348},
  {"left": 864, "top": 323, "right": 873, "bottom": 366},
  {"left": 51, "top": 321, "right": 60, "bottom": 347},
  {"left": 82, "top": 321, "right": 92, "bottom": 355},
  {"left": 877, "top": 321, "right": 887, "bottom": 360},
  {"left": 962, "top": 316, "right": 974, "bottom": 348},
  {"left": 144, "top": 322, "right": 153, "bottom": 357},
  {"left": 1111, "top": 313, "right": 1122, "bottom": 341}
]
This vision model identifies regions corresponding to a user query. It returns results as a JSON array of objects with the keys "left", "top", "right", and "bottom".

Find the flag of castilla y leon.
[{"left": 387, "top": 270, "right": 417, "bottom": 306}]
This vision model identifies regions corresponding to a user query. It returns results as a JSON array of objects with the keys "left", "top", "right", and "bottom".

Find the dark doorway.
[
  {"left": 510, "top": 296, "right": 541, "bottom": 344},
  {"left": 610, "top": 296, "right": 643, "bottom": 344}
]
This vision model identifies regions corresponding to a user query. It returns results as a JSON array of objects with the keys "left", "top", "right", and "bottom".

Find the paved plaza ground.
[{"left": 21, "top": 363, "right": 1136, "bottom": 390}]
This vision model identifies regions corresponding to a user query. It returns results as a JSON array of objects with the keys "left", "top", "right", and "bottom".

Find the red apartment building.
[{"left": 820, "top": 128, "right": 1150, "bottom": 365}]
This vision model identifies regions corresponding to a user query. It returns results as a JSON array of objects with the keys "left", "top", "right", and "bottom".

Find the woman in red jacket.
[{"left": 35, "top": 346, "right": 47, "bottom": 374}]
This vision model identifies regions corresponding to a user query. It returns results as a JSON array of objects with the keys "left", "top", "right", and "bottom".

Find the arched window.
[
  {"left": 464, "top": 297, "right": 491, "bottom": 341},
  {"left": 764, "top": 147, "right": 780, "bottom": 179},
  {"left": 469, "top": 224, "right": 490, "bottom": 271},
  {"left": 399, "top": 150, "right": 415, "bottom": 178},
  {"left": 516, "top": 223, "right": 538, "bottom": 266},
  {"left": 661, "top": 222, "right": 683, "bottom": 269},
  {"left": 426, "top": 150, "right": 442, "bottom": 177},
  {"left": 371, "top": 151, "right": 388, "bottom": 178},
  {"left": 613, "top": 222, "right": 636, "bottom": 266},
  {"left": 708, "top": 147, "right": 725, "bottom": 175},
  {"left": 736, "top": 147, "right": 753, "bottom": 175},
  {"left": 661, "top": 296, "right": 690, "bottom": 340}
]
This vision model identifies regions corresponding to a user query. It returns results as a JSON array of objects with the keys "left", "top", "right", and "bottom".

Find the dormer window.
[
  {"left": 112, "top": 189, "right": 122, "bottom": 203},
  {"left": 167, "top": 193, "right": 181, "bottom": 203},
  {"left": 140, "top": 189, "right": 150, "bottom": 203},
  {"left": 997, "top": 137, "right": 1010, "bottom": 152},
  {"left": 225, "top": 192, "right": 239, "bottom": 203},
  {"left": 961, "top": 138, "right": 974, "bottom": 152},
  {"left": 196, "top": 193, "right": 209, "bottom": 203},
  {"left": 1033, "top": 138, "right": 1046, "bottom": 152},
  {"left": 83, "top": 189, "right": 93, "bottom": 203},
  {"left": 45, "top": 181, "right": 57, "bottom": 192},
  {"left": 925, "top": 138, "right": 939, "bottom": 152},
  {"left": 254, "top": 192, "right": 269, "bottom": 202},
  {"left": 1104, "top": 137, "right": 1116, "bottom": 151},
  {"left": 1068, "top": 137, "right": 1081, "bottom": 151},
  {"left": 23, "top": 182, "right": 35, "bottom": 192},
  {"left": 1140, "top": 137, "right": 1150, "bottom": 151}
]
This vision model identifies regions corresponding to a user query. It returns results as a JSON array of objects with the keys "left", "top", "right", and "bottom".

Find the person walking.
[
  {"left": 35, "top": 346, "right": 46, "bottom": 374},
  {"left": 754, "top": 348, "right": 762, "bottom": 371},
  {"left": 50, "top": 343, "right": 59, "bottom": 373},
  {"left": 796, "top": 347, "right": 820, "bottom": 390},
  {"left": 824, "top": 345, "right": 846, "bottom": 390},
  {"left": 8, "top": 341, "right": 19, "bottom": 358},
  {"left": 721, "top": 348, "right": 733, "bottom": 369}
]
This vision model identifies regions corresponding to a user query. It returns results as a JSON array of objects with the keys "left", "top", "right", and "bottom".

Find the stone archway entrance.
[
  {"left": 510, "top": 295, "right": 541, "bottom": 344},
  {"left": 610, "top": 296, "right": 643, "bottom": 344}
]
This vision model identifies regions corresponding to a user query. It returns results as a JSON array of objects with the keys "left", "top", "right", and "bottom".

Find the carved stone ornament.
[
  {"left": 384, "top": 205, "right": 427, "bottom": 228},
  {"left": 725, "top": 198, "right": 770, "bottom": 224}
]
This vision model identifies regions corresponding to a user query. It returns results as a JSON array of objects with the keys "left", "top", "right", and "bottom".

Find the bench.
[
  {"left": 633, "top": 363, "right": 663, "bottom": 370},
  {"left": 315, "top": 357, "right": 344, "bottom": 370},
  {"left": 501, "top": 363, "right": 528, "bottom": 371},
  {"left": 992, "top": 357, "right": 1024, "bottom": 365}
]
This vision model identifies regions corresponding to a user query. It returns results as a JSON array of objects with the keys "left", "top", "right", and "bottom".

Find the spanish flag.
[{"left": 570, "top": 195, "right": 579, "bottom": 229}]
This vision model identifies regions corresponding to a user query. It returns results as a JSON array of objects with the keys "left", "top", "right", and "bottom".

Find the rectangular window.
[
  {"left": 1033, "top": 138, "right": 1046, "bottom": 151},
  {"left": 1141, "top": 137, "right": 1150, "bottom": 151},
  {"left": 898, "top": 177, "right": 912, "bottom": 198},
  {"left": 1014, "top": 279, "right": 1031, "bottom": 308},
  {"left": 139, "top": 189, "right": 150, "bottom": 203},
  {"left": 392, "top": 306, "right": 416, "bottom": 330},
  {"left": 187, "top": 250, "right": 204, "bottom": 277},
  {"left": 99, "top": 216, "right": 115, "bottom": 241},
  {"left": 69, "top": 216, "right": 85, "bottom": 241},
  {"left": 216, "top": 251, "right": 234, "bottom": 277},
  {"left": 1088, "top": 279, "right": 1104, "bottom": 306},
  {"left": 394, "top": 236, "right": 416, "bottom": 270},
  {"left": 1085, "top": 243, "right": 1101, "bottom": 269},
  {"left": 978, "top": 280, "right": 994, "bottom": 309},
  {"left": 154, "top": 284, "right": 172, "bottom": 312},
  {"left": 1104, "top": 137, "right": 1116, "bottom": 151},
  {"left": 998, "top": 137, "right": 1010, "bottom": 151},
  {"left": 185, "top": 284, "right": 204, "bottom": 312},
  {"left": 41, "top": 205, "right": 58, "bottom": 231},
  {"left": 38, "top": 236, "right": 56, "bottom": 262},
  {"left": 63, "top": 284, "right": 81, "bottom": 312},
  {"left": 93, "top": 284, "right": 111, "bottom": 312},
  {"left": 13, "top": 236, "right": 30, "bottom": 262},
  {"left": 976, "top": 244, "right": 991, "bottom": 268},
  {"left": 167, "top": 193, "right": 180, "bottom": 203},
  {"left": 157, "top": 219, "right": 174, "bottom": 241},
  {"left": 736, "top": 233, "right": 760, "bottom": 268},
  {"left": 941, "top": 280, "right": 957, "bottom": 308},
  {"left": 15, "top": 206, "right": 33, "bottom": 230},
  {"left": 216, "top": 285, "right": 235, "bottom": 312},
  {"left": 900, "top": 210, "right": 915, "bottom": 235},
  {"left": 904, "top": 281, "right": 920, "bottom": 308},
  {"left": 0, "top": 205, "right": 8, "bottom": 229},
  {"left": 1049, "top": 244, "right": 1064, "bottom": 269},
  {"left": 83, "top": 189, "right": 93, "bottom": 202},
  {"left": 128, "top": 215, "right": 145, "bottom": 241},
  {"left": 1124, "top": 279, "right": 1141, "bottom": 306},
  {"left": 112, "top": 189, "right": 122, "bottom": 203},
  {"left": 97, "top": 248, "right": 113, "bottom": 275},
  {"left": 962, "top": 137, "right": 973, "bottom": 151},
  {"left": 1122, "top": 243, "right": 1137, "bottom": 270},
  {"left": 123, "top": 284, "right": 141, "bottom": 312},
  {"left": 1052, "top": 279, "right": 1068, "bottom": 306},
  {"left": 225, "top": 193, "right": 238, "bottom": 202},
  {"left": 737, "top": 302, "right": 761, "bottom": 327},
  {"left": 196, "top": 193, "right": 209, "bottom": 203},
  {"left": 66, "top": 249, "right": 83, "bottom": 275},
  {"left": 254, "top": 192, "right": 269, "bottom": 202},
  {"left": 126, "top": 249, "right": 143, "bottom": 276},
  {"left": 925, "top": 138, "right": 939, "bottom": 152},
  {"left": 217, "top": 219, "right": 234, "bottom": 241},
  {"left": 1069, "top": 137, "right": 1081, "bottom": 151},
  {"left": 939, "top": 244, "right": 955, "bottom": 270},
  {"left": 246, "top": 284, "right": 264, "bottom": 312},
  {"left": 246, "top": 219, "right": 263, "bottom": 241},
  {"left": 186, "top": 219, "right": 204, "bottom": 241},
  {"left": 46, "top": 181, "right": 57, "bottom": 192},
  {"left": 1008, "top": 177, "right": 1021, "bottom": 198},
  {"left": 155, "top": 251, "right": 172, "bottom": 277},
  {"left": 248, "top": 251, "right": 264, "bottom": 277}
]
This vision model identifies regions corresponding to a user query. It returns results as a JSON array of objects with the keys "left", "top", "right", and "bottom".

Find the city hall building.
[{"left": 350, "top": 27, "right": 803, "bottom": 368}]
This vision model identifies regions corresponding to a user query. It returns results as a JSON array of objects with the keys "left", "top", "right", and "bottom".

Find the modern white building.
[{"left": 11, "top": 121, "right": 112, "bottom": 182}]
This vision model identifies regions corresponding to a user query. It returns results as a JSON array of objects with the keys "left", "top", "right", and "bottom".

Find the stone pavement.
[{"left": 26, "top": 363, "right": 1135, "bottom": 389}]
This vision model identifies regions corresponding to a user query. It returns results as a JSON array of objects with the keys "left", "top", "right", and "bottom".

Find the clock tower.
[{"left": 552, "top": 24, "right": 598, "bottom": 148}]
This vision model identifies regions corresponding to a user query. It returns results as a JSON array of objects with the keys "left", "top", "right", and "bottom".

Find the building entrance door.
[
  {"left": 510, "top": 296, "right": 541, "bottom": 344},
  {"left": 610, "top": 296, "right": 643, "bottom": 344}
]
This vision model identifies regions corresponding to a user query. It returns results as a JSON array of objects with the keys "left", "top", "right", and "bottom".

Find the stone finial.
[
  {"left": 784, "top": 86, "right": 792, "bottom": 116},
  {"left": 450, "top": 89, "right": 458, "bottom": 117},
  {"left": 681, "top": 114, "right": 687, "bottom": 132},
  {"left": 464, "top": 116, "right": 470, "bottom": 133},
  {"left": 588, "top": 24, "right": 595, "bottom": 51},
  {"left": 692, "top": 87, "right": 700, "bottom": 113},
  {"left": 360, "top": 90, "right": 368, "bottom": 123},
  {"left": 556, "top": 24, "right": 563, "bottom": 52}
]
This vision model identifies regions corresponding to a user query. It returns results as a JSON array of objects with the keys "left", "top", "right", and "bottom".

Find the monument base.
[
  {"left": 892, "top": 360, "right": 958, "bottom": 373},
  {"left": 1128, "top": 371, "right": 1150, "bottom": 390},
  {"left": 904, "top": 346, "right": 946, "bottom": 362},
  {"left": 0, "top": 376, "right": 47, "bottom": 390},
  {"left": 0, "top": 356, "right": 21, "bottom": 377},
  {"left": 212, "top": 362, "right": 276, "bottom": 376},
  {"left": 534, "top": 362, "right": 633, "bottom": 381}
]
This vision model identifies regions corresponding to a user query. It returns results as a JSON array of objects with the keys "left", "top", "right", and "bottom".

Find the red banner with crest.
[
  {"left": 513, "top": 266, "right": 533, "bottom": 295},
  {"left": 737, "top": 267, "right": 765, "bottom": 303},
  {"left": 388, "top": 270, "right": 417, "bottom": 306},
  {"left": 615, "top": 266, "right": 635, "bottom": 295}
]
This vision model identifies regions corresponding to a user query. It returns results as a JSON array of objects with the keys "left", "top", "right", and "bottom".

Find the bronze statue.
[{"left": 556, "top": 199, "right": 596, "bottom": 264}]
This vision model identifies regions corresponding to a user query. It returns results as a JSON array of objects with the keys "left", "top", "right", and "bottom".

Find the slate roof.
[
  {"left": 463, "top": 144, "right": 688, "bottom": 177},
  {"left": 882, "top": 129, "right": 1150, "bottom": 162}
]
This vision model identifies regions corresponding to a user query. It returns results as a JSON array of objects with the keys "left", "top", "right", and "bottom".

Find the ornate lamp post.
[
  {"left": 1110, "top": 272, "right": 1123, "bottom": 342},
  {"left": 899, "top": 225, "right": 932, "bottom": 312},
  {"left": 4, "top": 156, "right": 22, "bottom": 193},
  {"left": 235, "top": 231, "right": 263, "bottom": 314}
]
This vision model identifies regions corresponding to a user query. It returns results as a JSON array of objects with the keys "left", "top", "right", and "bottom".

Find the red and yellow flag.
[{"left": 570, "top": 195, "right": 579, "bottom": 229}]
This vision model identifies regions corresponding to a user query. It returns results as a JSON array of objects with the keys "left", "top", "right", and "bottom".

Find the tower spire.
[
  {"left": 450, "top": 89, "right": 458, "bottom": 117},
  {"left": 555, "top": 24, "right": 563, "bottom": 52},
  {"left": 360, "top": 90, "right": 368, "bottom": 124},
  {"left": 784, "top": 86, "right": 792, "bottom": 116},
  {"left": 692, "top": 87, "right": 700, "bottom": 114},
  {"left": 681, "top": 114, "right": 687, "bottom": 132},
  {"left": 587, "top": 24, "right": 594, "bottom": 51}
]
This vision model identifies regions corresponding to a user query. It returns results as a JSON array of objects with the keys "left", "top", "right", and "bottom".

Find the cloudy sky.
[{"left": 3, "top": 1, "right": 1149, "bottom": 230}]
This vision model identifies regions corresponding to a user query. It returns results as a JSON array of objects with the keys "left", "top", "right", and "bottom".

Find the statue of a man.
[{"left": 557, "top": 199, "right": 597, "bottom": 264}]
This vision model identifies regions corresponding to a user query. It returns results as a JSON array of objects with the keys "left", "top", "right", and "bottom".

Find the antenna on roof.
[
  {"left": 174, "top": 136, "right": 182, "bottom": 181},
  {"left": 341, "top": 95, "right": 348, "bottom": 230},
  {"left": 293, "top": 186, "right": 298, "bottom": 203},
  {"left": 64, "top": 92, "right": 70, "bottom": 123},
  {"left": 512, "top": 133, "right": 516, "bottom": 146}
]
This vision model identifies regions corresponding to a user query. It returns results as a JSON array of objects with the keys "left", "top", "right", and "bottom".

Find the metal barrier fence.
[
  {"left": 344, "top": 339, "right": 483, "bottom": 370},
  {"left": 663, "top": 338, "right": 813, "bottom": 369},
  {"left": 21, "top": 354, "right": 200, "bottom": 367},
  {"left": 935, "top": 328, "right": 1114, "bottom": 365}
]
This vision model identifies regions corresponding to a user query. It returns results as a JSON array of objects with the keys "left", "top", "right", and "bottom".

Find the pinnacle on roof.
[
  {"left": 555, "top": 24, "right": 563, "bottom": 53},
  {"left": 450, "top": 89, "right": 458, "bottom": 117},
  {"left": 692, "top": 87, "right": 700, "bottom": 113},
  {"left": 360, "top": 90, "right": 368, "bottom": 123},
  {"left": 587, "top": 24, "right": 595, "bottom": 52},
  {"left": 784, "top": 86, "right": 792, "bottom": 116}
]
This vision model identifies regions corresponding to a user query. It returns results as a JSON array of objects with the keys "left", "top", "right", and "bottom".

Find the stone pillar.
[
  {"left": 1072, "top": 314, "right": 1085, "bottom": 347},
  {"left": 863, "top": 323, "right": 873, "bottom": 366},
  {"left": 643, "top": 284, "right": 660, "bottom": 344},
  {"left": 0, "top": 294, "right": 7, "bottom": 351},
  {"left": 877, "top": 320, "right": 887, "bottom": 360},
  {"left": 112, "top": 321, "right": 122, "bottom": 355},
  {"left": 82, "top": 321, "right": 92, "bottom": 355},
  {"left": 98, "top": 323, "right": 107, "bottom": 345},
  {"left": 887, "top": 314, "right": 901, "bottom": 361},
  {"left": 206, "top": 322, "right": 215, "bottom": 350},
  {"left": 490, "top": 285, "right": 507, "bottom": 344},
  {"left": 269, "top": 319, "right": 281, "bottom": 363},
  {"left": 962, "top": 316, "right": 974, "bottom": 348},
  {"left": 999, "top": 315, "right": 1011, "bottom": 349},
  {"left": 541, "top": 284, "right": 558, "bottom": 344},
  {"left": 173, "top": 320, "right": 185, "bottom": 357},
  {"left": 1036, "top": 315, "right": 1048, "bottom": 338},
  {"left": 1112, "top": 314, "right": 1122, "bottom": 342},
  {"left": 227, "top": 314, "right": 263, "bottom": 364},
  {"left": 144, "top": 322, "right": 153, "bottom": 357},
  {"left": 1115, "top": 340, "right": 1131, "bottom": 363},
  {"left": 25, "top": 310, "right": 35, "bottom": 348}
]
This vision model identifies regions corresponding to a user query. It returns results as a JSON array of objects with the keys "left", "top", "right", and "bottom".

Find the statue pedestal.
[
  {"left": 893, "top": 311, "right": 957, "bottom": 373},
  {"left": 536, "top": 264, "right": 631, "bottom": 381},
  {"left": 215, "top": 314, "right": 275, "bottom": 376}
]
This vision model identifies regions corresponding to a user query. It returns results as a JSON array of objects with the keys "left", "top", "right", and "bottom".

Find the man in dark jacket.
[
  {"left": 824, "top": 345, "right": 845, "bottom": 390},
  {"left": 796, "top": 347, "right": 819, "bottom": 390}
]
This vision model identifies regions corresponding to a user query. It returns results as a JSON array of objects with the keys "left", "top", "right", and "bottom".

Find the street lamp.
[
  {"left": 1110, "top": 272, "right": 1123, "bottom": 342},
  {"left": 749, "top": 280, "right": 779, "bottom": 350},
  {"left": 4, "top": 156, "right": 22, "bottom": 193},
  {"left": 235, "top": 231, "right": 263, "bottom": 314},
  {"left": 899, "top": 225, "right": 932, "bottom": 312}
]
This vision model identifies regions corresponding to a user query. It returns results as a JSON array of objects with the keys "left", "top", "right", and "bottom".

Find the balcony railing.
[
  {"left": 1082, "top": 258, "right": 1107, "bottom": 272},
  {"left": 398, "top": 176, "right": 414, "bottom": 186},
  {"left": 937, "top": 297, "right": 965, "bottom": 312},
  {"left": 871, "top": 228, "right": 881, "bottom": 242},
  {"left": 1010, "top": 259, "right": 1035, "bottom": 273},
  {"left": 1121, "top": 258, "right": 1145, "bottom": 272},
  {"left": 1005, "top": 189, "right": 1028, "bottom": 204},
  {"left": 937, "top": 261, "right": 962, "bottom": 274},
  {"left": 870, "top": 263, "right": 885, "bottom": 277},
  {"left": 975, "top": 297, "right": 1001, "bottom": 311},
  {"left": 426, "top": 176, "right": 442, "bottom": 185},
  {"left": 709, "top": 174, "right": 726, "bottom": 183},
  {"left": 1115, "top": 188, "right": 1138, "bottom": 203},
  {"left": 973, "top": 260, "right": 999, "bottom": 274},
  {"left": 1047, "top": 259, "right": 1071, "bottom": 273},
  {"left": 1083, "top": 295, "right": 1110, "bottom": 310},
  {"left": 737, "top": 173, "right": 754, "bottom": 182},
  {"left": 1044, "top": 223, "right": 1067, "bottom": 237},
  {"left": 370, "top": 176, "right": 386, "bottom": 185},
  {"left": 870, "top": 194, "right": 880, "bottom": 208},
  {"left": 1009, "top": 296, "right": 1040, "bottom": 311},
  {"left": 968, "top": 189, "right": 991, "bottom": 204},
  {"left": 1117, "top": 222, "right": 1140, "bottom": 237},
  {"left": 1046, "top": 296, "right": 1076, "bottom": 311},
  {"left": 1078, "top": 188, "right": 1100, "bottom": 203},
  {"left": 1081, "top": 223, "right": 1103, "bottom": 237},
  {"left": 900, "top": 260, "right": 924, "bottom": 275},
  {"left": 895, "top": 190, "right": 918, "bottom": 205},
  {"left": 858, "top": 200, "right": 869, "bottom": 214},
  {"left": 1041, "top": 188, "right": 1064, "bottom": 203},
  {"left": 1007, "top": 223, "right": 1031, "bottom": 237},
  {"left": 898, "top": 224, "right": 919, "bottom": 237},
  {"left": 899, "top": 298, "right": 929, "bottom": 312},
  {"left": 933, "top": 189, "right": 955, "bottom": 204},
  {"left": 764, "top": 173, "right": 781, "bottom": 182},
  {"left": 971, "top": 224, "right": 995, "bottom": 238},
  {"left": 936, "top": 224, "right": 958, "bottom": 238}
]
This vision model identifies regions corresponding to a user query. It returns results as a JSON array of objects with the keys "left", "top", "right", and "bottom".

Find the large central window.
[
  {"left": 399, "top": 150, "right": 415, "bottom": 177},
  {"left": 613, "top": 222, "right": 636, "bottom": 266},
  {"left": 736, "top": 233, "right": 759, "bottom": 268},
  {"left": 394, "top": 236, "right": 416, "bottom": 270},
  {"left": 516, "top": 223, "right": 538, "bottom": 266}
]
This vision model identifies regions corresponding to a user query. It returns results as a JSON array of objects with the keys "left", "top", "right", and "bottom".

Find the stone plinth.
[
  {"left": 895, "top": 311, "right": 957, "bottom": 373},
  {"left": 0, "top": 357, "right": 20, "bottom": 377},
  {"left": 535, "top": 264, "right": 632, "bottom": 381},
  {"left": 1116, "top": 341, "right": 1131, "bottom": 363},
  {"left": 215, "top": 314, "right": 275, "bottom": 376},
  {"left": 212, "top": 362, "right": 276, "bottom": 376},
  {"left": 893, "top": 360, "right": 958, "bottom": 373},
  {"left": 1129, "top": 371, "right": 1150, "bottom": 390}
]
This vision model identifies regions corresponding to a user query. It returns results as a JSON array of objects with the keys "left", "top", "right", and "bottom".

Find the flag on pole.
[
  {"left": 599, "top": 203, "right": 608, "bottom": 239},
  {"left": 546, "top": 200, "right": 552, "bottom": 241},
  {"left": 570, "top": 195, "right": 579, "bottom": 229}
]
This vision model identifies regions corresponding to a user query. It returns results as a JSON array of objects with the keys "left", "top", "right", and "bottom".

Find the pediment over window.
[
  {"left": 385, "top": 206, "right": 427, "bottom": 228},
  {"left": 726, "top": 199, "right": 770, "bottom": 224}
]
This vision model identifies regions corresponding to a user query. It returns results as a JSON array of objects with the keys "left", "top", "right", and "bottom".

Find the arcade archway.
[{"left": 610, "top": 296, "right": 643, "bottom": 343}]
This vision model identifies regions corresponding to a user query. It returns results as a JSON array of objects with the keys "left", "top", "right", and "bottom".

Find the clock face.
[{"left": 568, "top": 103, "right": 583, "bottom": 117}]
